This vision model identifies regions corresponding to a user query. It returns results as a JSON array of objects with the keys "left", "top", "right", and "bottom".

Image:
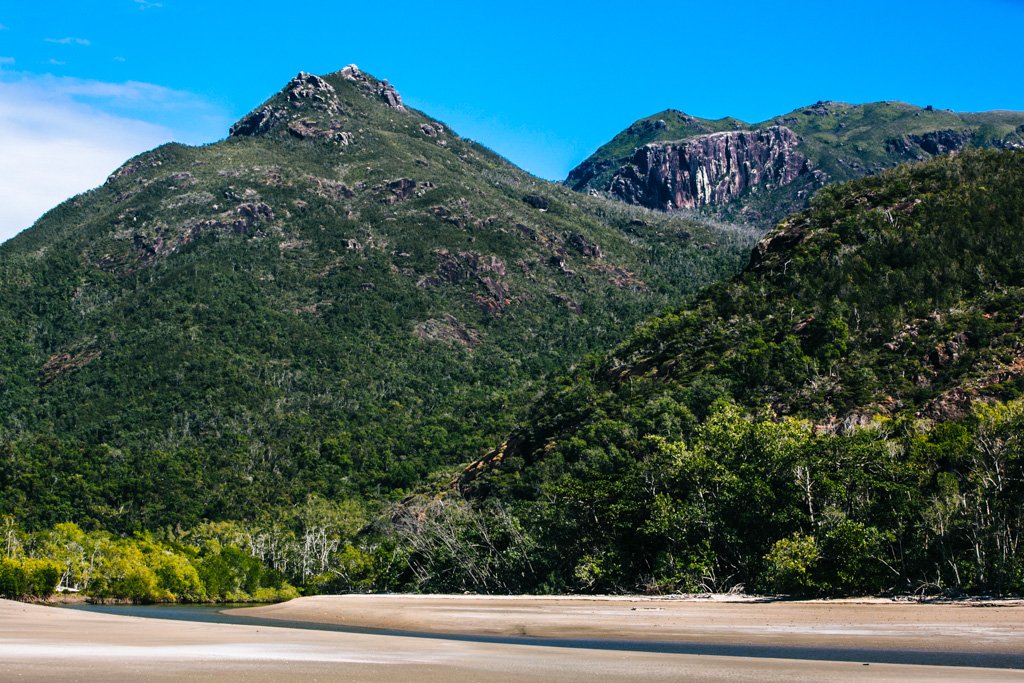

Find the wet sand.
[
  {"left": 237, "top": 594, "right": 1024, "bottom": 657},
  {"left": 3, "top": 596, "right": 1023, "bottom": 681}
]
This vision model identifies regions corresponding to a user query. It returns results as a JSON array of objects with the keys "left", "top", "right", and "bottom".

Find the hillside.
[
  {"left": 567, "top": 102, "right": 1024, "bottom": 227},
  {"left": 0, "top": 67, "right": 753, "bottom": 532},
  {"left": 432, "top": 150, "right": 1024, "bottom": 596}
]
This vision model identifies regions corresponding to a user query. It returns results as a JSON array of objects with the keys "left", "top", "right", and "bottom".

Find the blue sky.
[{"left": 1, "top": 0, "right": 1023, "bottom": 241}]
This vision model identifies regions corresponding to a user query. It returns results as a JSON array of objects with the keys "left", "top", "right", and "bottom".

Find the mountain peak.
[
  {"left": 334, "top": 64, "right": 405, "bottom": 110},
  {"left": 229, "top": 66, "right": 405, "bottom": 139}
]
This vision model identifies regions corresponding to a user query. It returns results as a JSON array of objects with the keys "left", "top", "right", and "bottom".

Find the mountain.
[
  {"left": 0, "top": 67, "right": 753, "bottom": 531},
  {"left": 439, "top": 149, "right": 1024, "bottom": 596},
  {"left": 567, "top": 102, "right": 1024, "bottom": 227}
]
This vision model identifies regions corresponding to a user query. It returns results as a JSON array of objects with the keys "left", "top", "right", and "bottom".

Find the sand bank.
[
  {"left": 236, "top": 594, "right": 1024, "bottom": 656},
  {"left": 2, "top": 597, "right": 1022, "bottom": 681}
]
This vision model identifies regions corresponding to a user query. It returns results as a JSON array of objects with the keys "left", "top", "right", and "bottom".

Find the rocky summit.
[{"left": 569, "top": 103, "right": 1024, "bottom": 227}]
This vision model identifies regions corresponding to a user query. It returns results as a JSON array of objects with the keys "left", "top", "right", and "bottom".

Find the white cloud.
[
  {"left": 0, "top": 57, "right": 14, "bottom": 65},
  {"left": 45, "top": 37, "right": 91, "bottom": 46},
  {"left": 135, "top": 0, "right": 163, "bottom": 9},
  {"left": 0, "top": 74, "right": 228, "bottom": 242},
  {"left": 47, "top": 59, "right": 66, "bottom": 66}
]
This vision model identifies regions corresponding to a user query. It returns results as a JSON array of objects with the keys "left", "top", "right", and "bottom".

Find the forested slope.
[{"left": 432, "top": 150, "right": 1024, "bottom": 596}]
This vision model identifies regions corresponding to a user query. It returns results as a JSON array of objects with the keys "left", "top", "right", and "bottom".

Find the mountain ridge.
[{"left": 567, "top": 101, "right": 1024, "bottom": 227}]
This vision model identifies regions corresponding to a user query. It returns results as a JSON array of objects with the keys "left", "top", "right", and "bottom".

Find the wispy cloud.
[
  {"left": 0, "top": 73, "right": 229, "bottom": 242},
  {"left": 45, "top": 37, "right": 91, "bottom": 46},
  {"left": 0, "top": 57, "right": 14, "bottom": 66},
  {"left": 135, "top": 0, "right": 163, "bottom": 9},
  {"left": 53, "top": 78, "right": 215, "bottom": 112},
  {"left": 47, "top": 59, "right": 66, "bottom": 66},
  {"left": 113, "top": 56, "right": 127, "bottom": 63},
  {"left": 0, "top": 23, "right": 8, "bottom": 30}
]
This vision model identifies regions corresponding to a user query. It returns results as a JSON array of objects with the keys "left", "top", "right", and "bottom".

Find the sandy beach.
[{"left": 3, "top": 595, "right": 1023, "bottom": 681}]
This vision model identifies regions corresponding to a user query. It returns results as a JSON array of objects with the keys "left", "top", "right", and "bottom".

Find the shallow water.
[{"left": 64, "top": 603, "right": 1024, "bottom": 670}]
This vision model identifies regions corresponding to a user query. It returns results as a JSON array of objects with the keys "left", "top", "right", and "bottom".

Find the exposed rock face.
[
  {"left": 748, "top": 214, "right": 809, "bottom": 271},
  {"left": 608, "top": 126, "right": 809, "bottom": 210},
  {"left": 228, "top": 67, "right": 410, "bottom": 143},
  {"left": 306, "top": 176, "right": 355, "bottom": 201},
  {"left": 229, "top": 107, "right": 284, "bottom": 137},
  {"left": 387, "top": 178, "right": 418, "bottom": 202},
  {"left": 420, "top": 123, "right": 444, "bottom": 138},
  {"left": 378, "top": 80, "right": 405, "bottom": 110},
  {"left": 565, "top": 158, "right": 617, "bottom": 192},
  {"left": 886, "top": 129, "right": 975, "bottom": 156}
]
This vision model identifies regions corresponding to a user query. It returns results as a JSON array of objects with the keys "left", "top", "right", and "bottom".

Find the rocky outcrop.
[
  {"left": 231, "top": 72, "right": 344, "bottom": 138},
  {"left": 608, "top": 126, "right": 810, "bottom": 211},
  {"left": 748, "top": 215, "right": 810, "bottom": 271},
  {"left": 229, "top": 107, "right": 284, "bottom": 137},
  {"left": 228, "top": 67, "right": 412, "bottom": 142},
  {"left": 885, "top": 129, "right": 975, "bottom": 156},
  {"left": 566, "top": 231, "right": 602, "bottom": 258},
  {"left": 418, "top": 250, "right": 511, "bottom": 314},
  {"left": 339, "top": 64, "right": 405, "bottom": 111},
  {"left": 287, "top": 119, "right": 352, "bottom": 144},
  {"left": 414, "top": 315, "right": 481, "bottom": 349},
  {"left": 378, "top": 80, "right": 404, "bottom": 110},
  {"left": 306, "top": 176, "right": 356, "bottom": 201},
  {"left": 523, "top": 194, "right": 549, "bottom": 210},
  {"left": 565, "top": 157, "right": 617, "bottom": 192},
  {"left": 284, "top": 72, "right": 341, "bottom": 112},
  {"left": 420, "top": 123, "right": 444, "bottom": 138}
]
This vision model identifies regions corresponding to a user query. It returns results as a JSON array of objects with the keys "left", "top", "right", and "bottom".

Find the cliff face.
[{"left": 608, "top": 126, "right": 811, "bottom": 211}]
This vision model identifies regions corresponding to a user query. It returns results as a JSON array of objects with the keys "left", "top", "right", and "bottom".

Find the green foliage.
[
  {"left": 764, "top": 533, "right": 820, "bottom": 594},
  {"left": 1, "top": 520, "right": 302, "bottom": 603},
  {"left": 0, "top": 557, "right": 61, "bottom": 599}
]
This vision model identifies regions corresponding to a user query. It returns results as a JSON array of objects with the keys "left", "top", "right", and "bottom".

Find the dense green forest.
[
  {"left": 447, "top": 150, "right": 1024, "bottom": 596},
  {"left": 7, "top": 150, "right": 1024, "bottom": 601},
  {"left": 0, "top": 68, "right": 750, "bottom": 535}
]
